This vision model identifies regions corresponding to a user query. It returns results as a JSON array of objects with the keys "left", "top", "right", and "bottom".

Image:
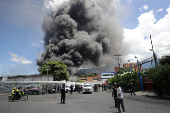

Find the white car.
[
  {"left": 65, "top": 86, "right": 71, "bottom": 92},
  {"left": 82, "top": 84, "right": 93, "bottom": 94}
]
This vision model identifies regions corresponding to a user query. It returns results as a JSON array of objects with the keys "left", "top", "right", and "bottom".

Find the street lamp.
[
  {"left": 135, "top": 56, "right": 140, "bottom": 70},
  {"left": 128, "top": 60, "right": 132, "bottom": 73}
]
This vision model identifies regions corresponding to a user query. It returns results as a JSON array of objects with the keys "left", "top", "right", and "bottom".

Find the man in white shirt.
[{"left": 115, "top": 84, "right": 125, "bottom": 113}]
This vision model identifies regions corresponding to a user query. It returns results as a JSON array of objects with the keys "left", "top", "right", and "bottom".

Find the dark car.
[{"left": 23, "top": 87, "right": 40, "bottom": 95}]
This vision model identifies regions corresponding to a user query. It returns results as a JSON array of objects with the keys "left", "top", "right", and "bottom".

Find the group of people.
[
  {"left": 112, "top": 83, "right": 136, "bottom": 113},
  {"left": 75, "top": 85, "right": 82, "bottom": 93},
  {"left": 12, "top": 87, "right": 21, "bottom": 98},
  {"left": 93, "top": 84, "right": 111, "bottom": 92}
]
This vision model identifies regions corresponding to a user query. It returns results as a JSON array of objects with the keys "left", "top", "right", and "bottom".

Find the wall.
[{"left": 2, "top": 75, "right": 53, "bottom": 82}]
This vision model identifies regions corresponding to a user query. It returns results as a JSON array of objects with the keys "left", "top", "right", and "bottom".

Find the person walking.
[
  {"left": 130, "top": 83, "right": 136, "bottom": 96},
  {"left": 70, "top": 85, "right": 73, "bottom": 94},
  {"left": 60, "top": 84, "right": 66, "bottom": 104},
  {"left": 112, "top": 84, "right": 117, "bottom": 107},
  {"left": 102, "top": 84, "right": 103, "bottom": 91},
  {"left": 81, "top": 85, "right": 82, "bottom": 92},
  {"left": 115, "top": 84, "right": 125, "bottom": 113}
]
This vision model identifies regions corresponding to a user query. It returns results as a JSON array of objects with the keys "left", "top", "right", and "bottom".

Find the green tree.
[
  {"left": 87, "top": 73, "right": 95, "bottom": 77},
  {"left": 147, "top": 64, "right": 170, "bottom": 95},
  {"left": 78, "top": 74, "right": 85, "bottom": 77},
  {"left": 109, "top": 71, "right": 139, "bottom": 91},
  {"left": 76, "top": 78, "right": 83, "bottom": 82},
  {"left": 116, "top": 67, "right": 131, "bottom": 75},
  {"left": 41, "top": 61, "right": 69, "bottom": 81},
  {"left": 159, "top": 55, "right": 170, "bottom": 65}
]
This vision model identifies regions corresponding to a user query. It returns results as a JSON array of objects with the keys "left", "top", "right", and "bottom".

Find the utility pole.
[
  {"left": 114, "top": 54, "right": 122, "bottom": 69},
  {"left": 128, "top": 60, "right": 132, "bottom": 73},
  {"left": 150, "top": 35, "right": 158, "bottom": 68}
]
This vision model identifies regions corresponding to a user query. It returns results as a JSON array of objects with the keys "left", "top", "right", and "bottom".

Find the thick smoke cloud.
[{"left": 37, "top": 0, "right": 127, "bottom": 74}]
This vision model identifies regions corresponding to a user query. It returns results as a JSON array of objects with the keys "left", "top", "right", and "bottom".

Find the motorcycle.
[
  {"left": 8, "top": 91, "right": 28, "bottom": 102},
  {"left": 52, "top": 88, "right": 56, "bottom": 93},
  {"left": 48, "top": 88, "right": 56, "bottom": 94}
]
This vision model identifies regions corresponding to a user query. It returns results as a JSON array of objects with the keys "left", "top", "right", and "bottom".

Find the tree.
[
  {"left": 78, "top": 74, "right": 85, "bottom": 78},
  {"left": 147, "top": 64, "right": 170, "bottom": 96},
  {"left": 76, "top": 78, "right": 83, "bottom": 82},
  {"left": 109, "top": 71, "right": 139, "bottom": 91},
  {"left": 116, "top": 67, "right": 131, "bottom": 75},
  {"left": 87, "top": 73, "right": 95, "bottom": 77},
  {"left": 159, "top": 55, "right": 170, "bottom": 65},
  {"left": 41, "top": 61, "right": 69, "bottom": 81}
]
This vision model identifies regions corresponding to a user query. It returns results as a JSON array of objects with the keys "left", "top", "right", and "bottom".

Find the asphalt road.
[{"left": 0, "top": 91, "right": 170, "bottom": 113}]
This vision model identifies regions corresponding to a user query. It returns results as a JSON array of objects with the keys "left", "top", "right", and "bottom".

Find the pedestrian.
[
  {"left": 60, "top": 84, "right": 66, "bottom": 104},
  {"left": 70, "top": 85, "right": 73, "bottom": 94},
  {"left": 57, "top": 85, "right": 60, "bottom": 93},
  {"left": 81, "top": 85, "right": 82, "bottom": 92},
  {"left": 130, "top": 83, "right": 136, "bottom": 96},
  {"left": 102, "top": 84, "right": 103, "bottom": 91},
  {"left": 112, "top": 84, "right": 117, "bottom": 107},
  {"left": 78, "top": 85, "right": 81, "bottom": 93},
  {"left": 115, "top": 83, "right": 125, "bottom": 113}
]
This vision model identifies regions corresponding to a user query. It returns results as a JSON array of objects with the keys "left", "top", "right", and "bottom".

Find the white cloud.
[
  {"left": 9, "top": 52, "right": 19, "bottom": 57},
  {"left": 143, "top": 5, "right": 149, "bottom": 10},
  {"left": 0, "top": 65, "right": 1, "bottom": 67},
  {"left": 123, "top": 6, "right": 170, "bottom": 63},
  {"left": 139, "top": 5, "right": 149, "bottom": 12},
  {"left": 5, "top": 72, "right": 11, "bottom": 75},
  {"left": 22, "top": 61, "right": 32, "bottom": 64},
  {"left": 31, "top": 43, "right": 39, "bottom": 46},
  {"left": 156, "top": 8, "right": 163, "bottom": 12},
  {"left": 9, "top": 52, "right": 32, "bottom": 65},
  {"left": 40, "top": 40, "right": 44, "bottom": 43},
  {"left": 139, "top": 7, "right": 142, "bottom": 12}
]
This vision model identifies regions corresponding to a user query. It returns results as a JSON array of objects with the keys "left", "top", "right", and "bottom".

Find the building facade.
[{"left": 123, "top": 63, "right": 142, "bottom": 71}]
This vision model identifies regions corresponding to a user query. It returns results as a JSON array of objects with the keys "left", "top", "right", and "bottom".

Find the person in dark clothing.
[
  {"left": 78, "top": 85, "right": 81, "bottom": 93},
  {"left": 57, "top": 85, "right": 60, "bottom": 93},
  {"left": 60, "top": 84, "right": 66, "bottom": 104},
  {"left": 130, "top": 83, "right": 136, "bottom": 96},
  {"left": 102, "top": 84, "right": 103, "bottom": 91},
  {"left": 70, "top": 85, "right": 73, "bottom": 94},
  {"left": 112, "top": 85, "right": 117, "bottom": 107},
  {"left": 81, "top": 85, "right": 82, "bottom": 92}
]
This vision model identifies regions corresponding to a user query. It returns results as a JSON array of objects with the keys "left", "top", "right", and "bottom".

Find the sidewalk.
[{"left": 135, "top": 90, "right": 155, "bottom": 96}]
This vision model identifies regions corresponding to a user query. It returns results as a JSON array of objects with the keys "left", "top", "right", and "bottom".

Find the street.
[{"left": 0, "top": 91, "right": 170, "bottom": 113}]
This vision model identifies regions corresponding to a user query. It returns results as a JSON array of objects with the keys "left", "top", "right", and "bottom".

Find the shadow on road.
[{"left": 144, "top": 95, "right": 170, "bottom": 100}]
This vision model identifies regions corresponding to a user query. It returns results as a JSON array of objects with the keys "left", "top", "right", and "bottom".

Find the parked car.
[
  {"left": 65, "top": 86, "right": 71, "bottom": 93},
  {"left": 82, "top": 84, "right": 93, "bottom": 94},
  {"left": 23, "top": 87, "right": 40, "bottom": 95}
]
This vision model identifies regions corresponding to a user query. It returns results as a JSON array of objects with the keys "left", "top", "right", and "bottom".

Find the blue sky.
[{"left": 0, "top": 0, "right": 170, "bottom": 76}]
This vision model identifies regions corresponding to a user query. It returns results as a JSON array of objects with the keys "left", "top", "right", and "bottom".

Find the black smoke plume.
[{"left": 37, "top": 0, "right": 127, "bottom": 74}]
